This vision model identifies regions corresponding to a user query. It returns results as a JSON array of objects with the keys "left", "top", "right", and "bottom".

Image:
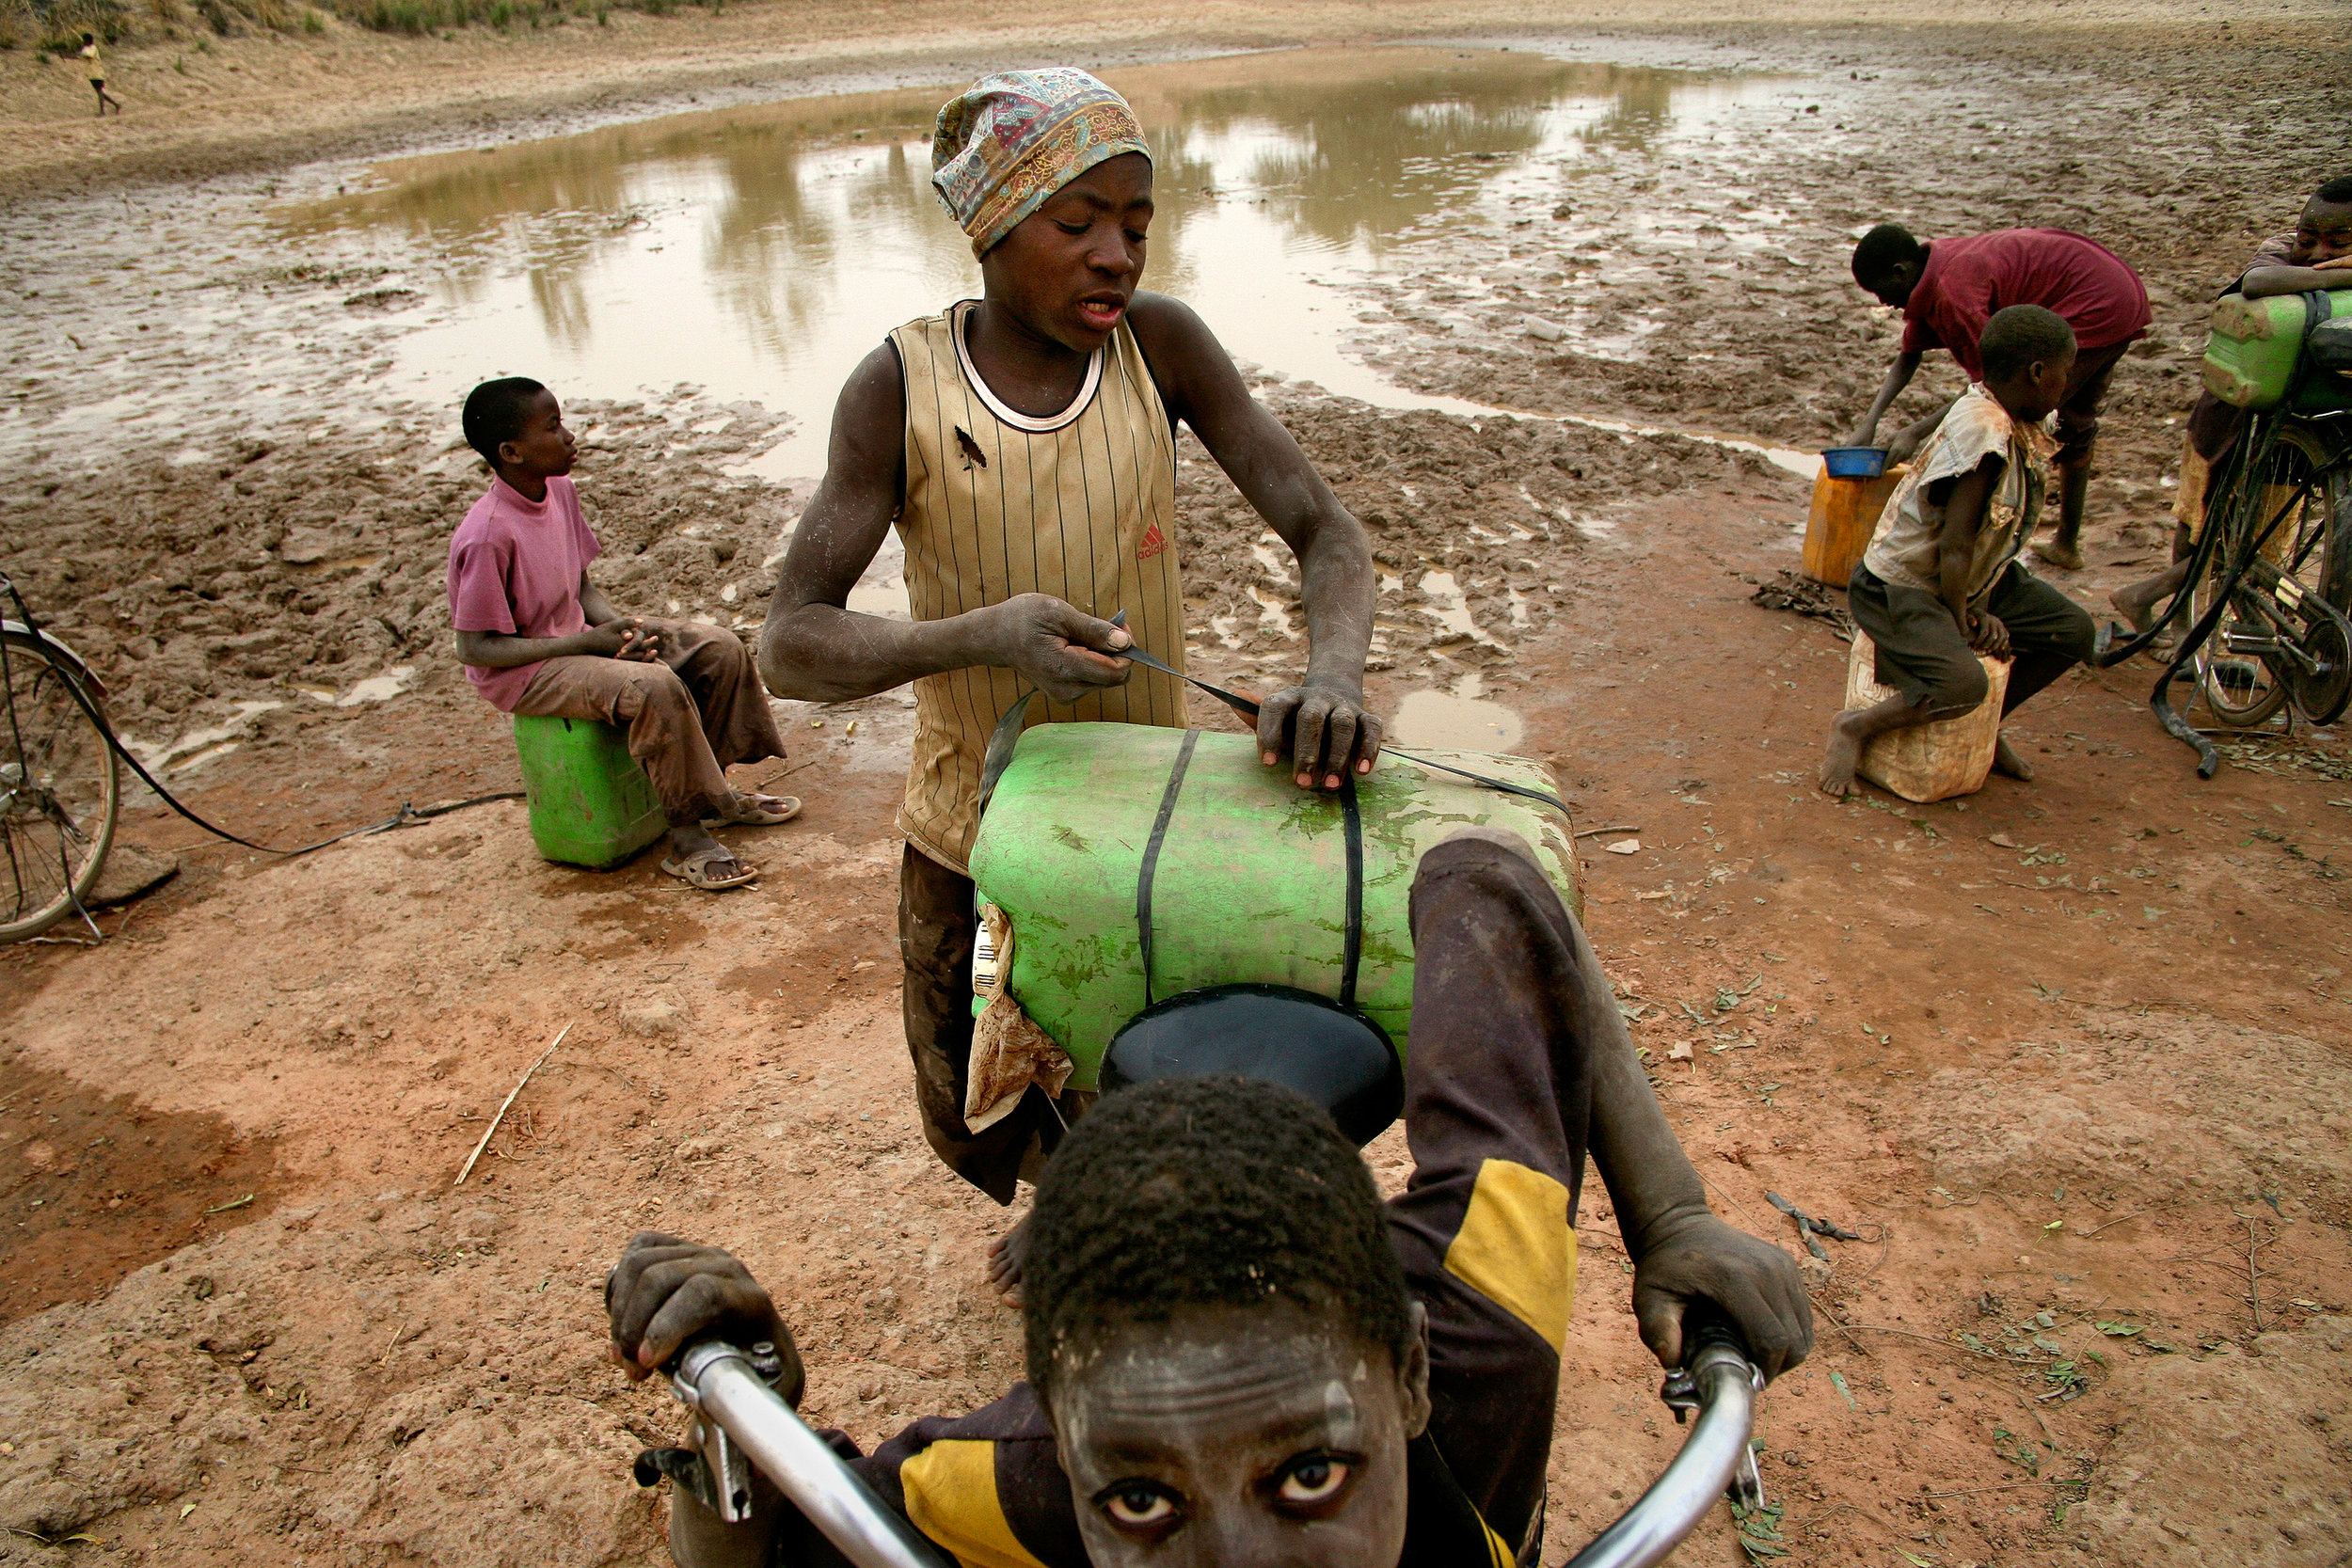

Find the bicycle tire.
[
  {"left": 0, "top": 630, "right": 119, "bottom": 942},
  {"left": 2190, "top": 421, "right": 2340, "bottom": 727},
  {"left": 2284, "top": 420, "right": 2352, "bottom": 724}
]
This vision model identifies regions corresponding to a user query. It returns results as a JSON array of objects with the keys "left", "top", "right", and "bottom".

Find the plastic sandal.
[{"left": 660, "top": 847, "right": 758, "bottom": 890}]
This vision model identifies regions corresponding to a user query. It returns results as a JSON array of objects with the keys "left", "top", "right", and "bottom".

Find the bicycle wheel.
[
  {"left": 2190, "top": 422, "right": 2340, "bottom": 726},
  {"left": 0, "top": 630, "right": 119, "bottom": 942},
  {"left": 2280, "top": 421, "right": 2352, "bottom": 724}
]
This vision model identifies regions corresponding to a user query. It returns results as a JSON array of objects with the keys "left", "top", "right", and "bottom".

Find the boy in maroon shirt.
[
  {"left": 1844, "top": 225, "right": 2152, "bottom": 571},
  {"left": 446, "top": 377, "right": 798, "bottom": 889}
]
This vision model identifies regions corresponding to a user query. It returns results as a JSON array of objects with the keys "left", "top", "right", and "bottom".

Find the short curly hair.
[
  {"left": 1022, "top": 1077, "right": 1413, "bottom": 1402},
  {"left": 1979, "top": 304, "right": 2076, "bottom": 382},
  {"left": 1851, "top": 223, "right": 1923, "bottom": 290},
  {"left": 461, "top": 376, "right": 548, "bottom": 467}
]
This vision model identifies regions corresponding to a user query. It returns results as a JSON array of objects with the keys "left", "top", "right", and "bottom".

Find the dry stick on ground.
[
  {"left": 1926, "top": 1481, "right": 2086, "bottom": 1499},
  {"left": 1572, "top": 824, "right": 1640, "bottom": 838},
  {"left": 1694, "top": 1168, "right": 1770, "bottom": 1236},
  {"left": 455, "top": 1022, "right": 571, "bottom": 1186},
  {"left": 1830, "top": 1316, "right": 2058, "bottom": 1368},
  {"left": 1817, "top": 1307, "right": 1873, "bottom": 1359},
  {"left": 2243, "top": 1215, "right": 2266, "bottom": 1333},
  {"left": 1798, "top": 1503, "right": 1931, "bottom": 1548}
]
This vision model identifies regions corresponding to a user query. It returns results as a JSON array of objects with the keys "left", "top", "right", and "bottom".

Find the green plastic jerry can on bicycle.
[
  {"left": 967, "top": 722, "right": 1580, "bottom": 1091},
  {"left": 2201, "top": 290, "right": 2352, "bottom": 409}
]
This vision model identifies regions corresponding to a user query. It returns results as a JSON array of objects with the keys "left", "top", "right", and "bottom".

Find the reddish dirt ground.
[{"left": 4, "top": 455, "right": 2347, "bottom": 1566}]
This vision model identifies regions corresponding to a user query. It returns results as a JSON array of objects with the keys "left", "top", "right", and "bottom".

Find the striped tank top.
[{"left": 889, "top": 300, "right": 1189, "bottom": 873}]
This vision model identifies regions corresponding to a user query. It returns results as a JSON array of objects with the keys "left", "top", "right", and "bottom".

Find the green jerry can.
[
  {"left": 967, "top": 722, "right": 1581, "bottom": 1091},
  {"left": 511, "top": 714, "right": 668, "bottom": 869},
  {"left": 2201, "top": 290, "right": 2352, "bottom": 409}
]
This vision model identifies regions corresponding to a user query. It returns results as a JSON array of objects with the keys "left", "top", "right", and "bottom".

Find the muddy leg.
[
  {"left": 2038, "top": 461, "right": 2091, "bottom": 571},
  {"left": 2110, "top": 558, "right": 2190, "bottom": 636}
]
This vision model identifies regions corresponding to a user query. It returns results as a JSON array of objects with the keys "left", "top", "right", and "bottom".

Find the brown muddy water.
[{"left": 277, "top": 46, "right": 1806, "bottom": 481}]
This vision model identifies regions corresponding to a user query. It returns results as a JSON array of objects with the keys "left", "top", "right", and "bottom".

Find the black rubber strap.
[
  {"left": 1339, "top": 775, "right": 1363, "bottom": 1010},
  {"left": 1119, "top": 642, "right": 1263, "bottom": 721},
  {"left": 975, "top": 689, "right": 1040, "bottom": 824},
  {"left": 1378, "top": 746, "right": 1571, "bottom": 818},
  {"left": 1135, "top": 729, "right": 1200, "bottom": 1011},
  {"left": 1116, "top": 641, "right": 1570, "bottom": 818}
]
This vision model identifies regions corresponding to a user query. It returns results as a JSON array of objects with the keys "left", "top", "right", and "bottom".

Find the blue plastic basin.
[{"left": 1821, "top": 447, "right": 1889, "bottom": 479}]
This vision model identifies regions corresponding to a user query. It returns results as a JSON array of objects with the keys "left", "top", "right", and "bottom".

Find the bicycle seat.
[{"left": 1100, "top": 983, "right": 1404, "bottom": 1146}]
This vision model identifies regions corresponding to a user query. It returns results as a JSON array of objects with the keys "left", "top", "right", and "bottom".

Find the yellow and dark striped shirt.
[{"left": 889, "top": 301, "right": 1190, "bottom": 874}]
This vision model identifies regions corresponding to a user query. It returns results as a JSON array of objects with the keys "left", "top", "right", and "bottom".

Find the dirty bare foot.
[
  {"left": 2107, "top": 585, "right": 2155, "bottom": 637},
  {"left": 1819, "top": 712, "right": 1868, "bottom": 798},
  {"left": 2110, "top": 560, "right": 2189, "bottom": 650},
  {"left": 2032, "top": 537, "right": 2085, "bottom": 572},
  {"left": 1993, "top": 733, "right": 2035, "bottom": 782},
  {"left": 986, "top": 1213, "right": 1031, "bottom": 1307}
]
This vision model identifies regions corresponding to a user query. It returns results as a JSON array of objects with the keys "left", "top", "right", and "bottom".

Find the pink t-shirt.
[
  {"left": 446, "top": 474, "right": 601, "bottom": 711},
  {"left": 1901, "top": 229, "right": 2152, "bottom": 380}
]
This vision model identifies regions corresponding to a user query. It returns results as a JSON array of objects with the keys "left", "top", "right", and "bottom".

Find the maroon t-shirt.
[{"left": 1901, "top": 229, "right": 2153, "bottom": 379}]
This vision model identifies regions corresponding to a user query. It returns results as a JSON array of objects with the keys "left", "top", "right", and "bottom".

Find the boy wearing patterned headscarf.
[{"left": 756, "top": 69, "right": 1383, "bottom": 1233}]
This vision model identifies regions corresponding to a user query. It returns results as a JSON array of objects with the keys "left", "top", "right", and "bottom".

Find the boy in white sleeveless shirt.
[{"left": 755, "top": 70, "right": 1384, "bottom": 1244}]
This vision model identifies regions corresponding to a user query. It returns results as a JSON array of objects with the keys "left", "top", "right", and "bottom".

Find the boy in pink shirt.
[{"left": 447, "top": 378, "right": 797, "bottom": 889}]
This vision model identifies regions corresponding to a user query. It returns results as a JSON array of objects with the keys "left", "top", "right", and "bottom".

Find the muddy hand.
[
  {"left": 988, "top": 593, "right": 1132, "bottom": 705},
  {"left": 616, "top": 622, "right": 663, "bottom": 662},
  {"left": 604, "top": 1231, "right": 803, "bottom": 1400},
  {"left": 1968, "top": 610, "right": 2011, "bottom": 659},
  {"left": 589, "top": 616, "right": 660, "bottom": 661},
  {"left": 1630, "top": 1214, "right": 1813, "bottom": 1382},
  {"left": 1257, "top": 678, "right": 1382, "bottom": 791}
]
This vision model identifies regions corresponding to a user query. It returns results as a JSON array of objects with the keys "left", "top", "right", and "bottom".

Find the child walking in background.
[
  {"left": 1820, "top": 306, "right": 2097, "bottom": 798},
  {"left": 446, "top": 376, "right": 800, "bottom": 890},
  {"left": 78, "top": 34, "right": 121, "bottom": 117}
]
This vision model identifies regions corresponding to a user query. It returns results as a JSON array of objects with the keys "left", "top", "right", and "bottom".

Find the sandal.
[
  {"left": 703, "top": 791, "right": 803, "bottom": 828},
  {"left": 660, "top": 847, "right": 758, "bottom": 890}
]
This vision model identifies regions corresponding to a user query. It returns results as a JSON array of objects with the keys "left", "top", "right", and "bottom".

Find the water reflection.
[{"left": 279, "top": 47, "right": 1772, "bottom": 477}]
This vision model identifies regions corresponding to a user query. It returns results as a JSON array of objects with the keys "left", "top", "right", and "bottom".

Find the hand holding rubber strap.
[{"left": 1112, "top": 639, "right": 1574, "bottom": 819}]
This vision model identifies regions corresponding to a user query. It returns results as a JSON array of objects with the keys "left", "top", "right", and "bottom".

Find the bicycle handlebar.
[
  {"left": 1563, "top": 1314, "right": 1765, "bottom": 1568},
  {"left": 660, "top": 1316, "right": 1762, "bottom": 1568},
  {"left": 665, "top": 1340, "right": 955, "bottom": 1568}
]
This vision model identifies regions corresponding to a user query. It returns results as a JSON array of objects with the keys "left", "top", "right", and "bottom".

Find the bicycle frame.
[
  {"left": 660, "top": 1336, "right": 1764, "bottom": 1568},
  {"left": 2096, "top": 409, "right": 2352, "bottom": 776}
]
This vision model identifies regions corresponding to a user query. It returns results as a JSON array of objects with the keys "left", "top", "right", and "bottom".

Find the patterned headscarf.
[{"left": 930, "top": 69, "right": 1152, "bottom": 260}]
